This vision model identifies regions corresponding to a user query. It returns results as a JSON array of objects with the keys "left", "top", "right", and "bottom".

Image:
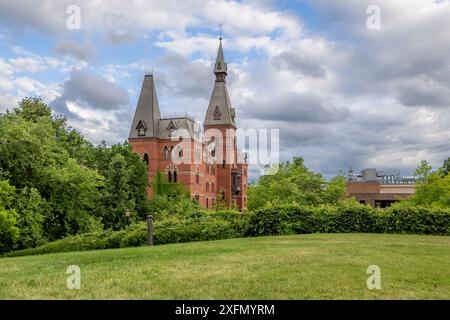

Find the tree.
[
  {"left": 407, "top": 160, "right": 450, "bottom": 208},
  {"left": 248, "top": 157, "right": 346, "bottom": 210},
  {"left": 414, "top": 160, "right": 432, "bottom": 180},
  {"left": 13, "top": 187, "right": 47, "bottom": 249},
  {"left": 100, "top": 154, "right": 134, "bottom": 229},
  {"left": 0, "top": 180, "right": 19, "bottom": 254},
  {"left": 44, "top": 158, "right": 104, "bottom": 238}
]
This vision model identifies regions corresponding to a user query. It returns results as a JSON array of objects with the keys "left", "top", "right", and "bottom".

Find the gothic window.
[
  {"left": 168, "top": 171, "right": 172, "bottom": 183},
  {"left": 206, "top": 198, "right": 209, "bottom": 209},
  {"left": 164, "top": 146, "right": 169, "bottom": 160},
  {"left": 143, "top": 153, "right": 149, "bottom": 168},
  {"left": 196, "top": 173, "right": 200, "bottom": 184},
  {"left": 213, "top": 106, "right": 221, "bottom": 120},
  {"left": 194, "top": 194, "right": 200, "bottom": 203},
  {"left": 219, "top": 190, "right": 225, "bottom": 200},
  {"left": 173, "top": 171, "right": 177, "bottom": 183},
  {"left": 178, "top": 148, "right": 183, "bottom": 158},
  {"left": 206, "top": 181, "right": 209, "bottom": 192},
  {"left": 222, "top": 159, "right": 226, "bottom": 168}
]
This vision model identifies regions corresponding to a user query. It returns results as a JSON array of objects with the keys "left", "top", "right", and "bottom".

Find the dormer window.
[
  {"left": 213, "top": 106, "right": 221, "bottom": 120},
  {"left": 136, "top": 120, "right": 147, "bottom": 136},
  {"left": 167, "top": 120, "right": 177, "bottom": 136}
]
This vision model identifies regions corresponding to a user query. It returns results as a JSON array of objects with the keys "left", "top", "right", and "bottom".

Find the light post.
[
  {"left": 147, "top": 215, "right": 153, "bottom": 246},
  {"left": 124, "top": 209, "right": 131, "bottom": 226}
]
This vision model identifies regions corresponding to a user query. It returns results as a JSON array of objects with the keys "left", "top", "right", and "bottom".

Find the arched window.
[
  {"left": 170, "top": 146, "right": 174, "bottom": 160},
  {"left": 164, "top": 146, "right": 169, "bottom": 160},
  {"left": 206, "top": 182, "right": 209, "bottom": 192},
  {"left": 212, "top": 183, "right": 215, "bottom": 192},
  {"left": 178, "top": 148, "right": 183, "bottom": 158},
  {"left": 143, "top": 153, "right": 149, "bottom": 167},
  {"left": 168, "top": 171, "right": 172, "bottom": 183},
  {"left": 206, "top": 198, "right": 209, "bottom": 209},
  {"left": 173, "top": 171, "right": 177, "bottom": 183},
  {"left": 220, "top": 190, "right": 225, "bottom": 200}
]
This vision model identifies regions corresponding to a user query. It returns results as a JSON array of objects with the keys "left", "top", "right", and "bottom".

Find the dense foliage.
[
  {"left": 0, "top": 98, "right": 151, "bottom": 252},
  {"left": 4, "top": 201, "right": 449, "bottom": 257},
  {"left": 405, "top": 159, "right": 450, "bottom": 207},
  {"left": 248, "top": 157, "right": 346, "bottom": 210}
]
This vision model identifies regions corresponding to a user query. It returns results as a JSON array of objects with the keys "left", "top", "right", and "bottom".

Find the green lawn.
[{"left": 0, "top": 233, "right": 449, "bottom": 299}]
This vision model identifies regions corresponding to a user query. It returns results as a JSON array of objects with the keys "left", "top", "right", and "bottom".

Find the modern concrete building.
[{"left": 346, "top": 168, "right": 416, "bottom": 207}]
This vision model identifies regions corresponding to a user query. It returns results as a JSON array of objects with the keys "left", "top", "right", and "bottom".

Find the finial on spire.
[{"left": 218, "top": 24, "right": 223, "bottom": 41}]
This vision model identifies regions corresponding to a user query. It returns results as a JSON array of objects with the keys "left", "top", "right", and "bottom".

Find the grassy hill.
[{"left": 0, "top": 233, "right": 449, "bottom": 299}]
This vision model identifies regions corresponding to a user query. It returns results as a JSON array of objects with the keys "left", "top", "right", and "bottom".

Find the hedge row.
[
  {"left": 3, "top": 204, "right": 449, "bottom": 257},
  {"left": 245, "top": 203, "right": 450, "bottom": 236},
  {"left": 3, "top": 213, "right": 247, "bottom": 257}
]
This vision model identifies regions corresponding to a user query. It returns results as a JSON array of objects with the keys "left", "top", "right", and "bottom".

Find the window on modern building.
[{"left": 164, "top": 146, "right": 169, "bottom": 160}]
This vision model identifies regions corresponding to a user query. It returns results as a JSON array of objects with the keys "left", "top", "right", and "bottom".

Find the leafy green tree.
[
  {"left": 13, "top": 187, "right": 47, "bottom": 249},
  {"left": 248, "top": 157, "right": 346, "bottom": 210},
  {"left": 406, "top": 160, "right": 450, "bottom": 208},
  {"left": 0, "top": 180, "right": 19, "bottom": 254},
  {"left": 414, "top": 160, "right": 432, "bottom": 180},
  {"left": 99, "top": 154, "right": 135, "bottom": 229},
  {"left": 45, "top": 158, "right": 104, "bottom": 237}
]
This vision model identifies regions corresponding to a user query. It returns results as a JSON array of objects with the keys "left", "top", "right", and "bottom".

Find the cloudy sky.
[{"left": 0, "top": 0, "right": 449, "bottom": 179}]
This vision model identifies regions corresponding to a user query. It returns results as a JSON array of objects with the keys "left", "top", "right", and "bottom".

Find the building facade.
[
  {"left": 346, "top": 168, "right": 416, "bottom": 207},
  {"left": 128, "top": 39, "right": 248, "bottom": 210}
]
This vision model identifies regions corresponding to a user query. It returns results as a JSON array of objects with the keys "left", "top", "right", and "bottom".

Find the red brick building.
[{"left": 128, "top": 39, "right": 248, "bottom": 210}]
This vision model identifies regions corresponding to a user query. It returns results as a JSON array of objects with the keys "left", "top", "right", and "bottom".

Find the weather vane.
[{"left": 218, "top": 24, "right": 223, "bottom": 40}]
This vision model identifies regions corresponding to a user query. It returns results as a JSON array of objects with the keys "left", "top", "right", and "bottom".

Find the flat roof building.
[{"left": 346, "top": 168, "right": 416, "bottom": 208}]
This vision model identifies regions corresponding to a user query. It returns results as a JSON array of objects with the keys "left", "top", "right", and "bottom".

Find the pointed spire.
[
  {"left": 214, "top": 38, "right": 227, "bottom": 81},
  {"left": 129, "top": 74, "right": 161, "bottom": 139},
  {"left": 204, "top": 39, "right": 236, "bottom": 128}
]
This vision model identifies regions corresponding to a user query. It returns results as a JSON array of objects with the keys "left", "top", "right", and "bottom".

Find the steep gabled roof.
[{"left": 129, "top": 74, "right": 161, "bottom": 139}]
